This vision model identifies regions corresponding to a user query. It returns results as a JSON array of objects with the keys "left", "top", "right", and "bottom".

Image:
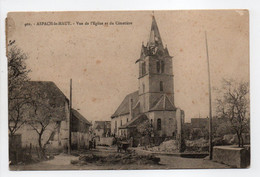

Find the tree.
[
  {"left": 182, "top": 123, "right": 192, "bottom": 140},
  {"left": 8, "top": 41, "right": 31, "bottom": 136},
  {"left": 215, "top": 79, "right": 249, "bottom": 147},
  {"left": 214, "top": 121, "right": 235, "bottom": 138},
  {"left": 137, "top": 120, "right": 154, "bottom": 136},
  {"left": 8, "top": 88, "right": 31, "bottom": 136},
  {"left": 26, "top": 85, "right": 64, "bottom": 159},
  {"left": 136, "top": 119, "right": 157, "bottom": 146}
]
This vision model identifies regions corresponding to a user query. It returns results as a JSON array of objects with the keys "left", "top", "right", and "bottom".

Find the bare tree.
[
  {"left": 8, "top": 41, "right": 31, "bottom": 136},
  {"left": 8, "top": 91, "right": 31, "bottom": 136},
  {"left": 27, "top": 85, "right": 64, "bottom": 159},
  {"left": 215, "top": 79, "right": 249, "bottom": 147}
]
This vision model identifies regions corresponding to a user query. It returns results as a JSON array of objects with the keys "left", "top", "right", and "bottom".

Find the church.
[{"left": 111, "top": 16, "right": 184, "bottom": 141}]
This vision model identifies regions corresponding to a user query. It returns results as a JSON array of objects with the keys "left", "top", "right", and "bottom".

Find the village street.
[{"left": 10, "top": 146, "right": 229, "bottom": 170}]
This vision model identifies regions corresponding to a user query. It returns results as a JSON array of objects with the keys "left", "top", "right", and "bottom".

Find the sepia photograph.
[{"left": 6, "top": 10, "right": 250, "bottom": 170}]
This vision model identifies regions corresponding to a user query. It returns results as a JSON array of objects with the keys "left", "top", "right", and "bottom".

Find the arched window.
[
  {"left": 161, "top": 61, "right": 164, "bottom": 73},
  {"left": 120, "top": 120, "right": 122, "bottom": 126},
  {"left": 156, "top": 61, "right": 160, "bottom": 73},
  {"left": 157, "top": 118, "right": 161, "bottom": 130},
  {"left": 160, "top": 81, "right": 163, "bottom": 91},
  {"left": 143, "top": 83, "right": 145, "bottom": 93},
  {"left": 151, "top": 119, "right": 153, "bottom": 127}
]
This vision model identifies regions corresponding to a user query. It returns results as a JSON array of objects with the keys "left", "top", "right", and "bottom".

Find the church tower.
[
  {"left": 112, "top": 14, "right": 183, "bottom": 139},
  {"left": 137, "top": 16, "right": 175, "bottom": 113}
]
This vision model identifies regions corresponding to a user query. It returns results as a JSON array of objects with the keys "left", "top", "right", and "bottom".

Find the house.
[
  {"left": 189, "top": 117, "right": 227, "bottom": 139},
  {"left": 9, "top": 81, "right": 92, "bottom": 163},
  {"left": 189, "top": 118, "right": 209, "bottom": 139},
  {"left": 71, "top": 109, "right": 92, "bottom": 150},
  {"left": 93, "top": 121, "right": 111, "bottom": 138},
  {"left": 191, "top": 118, "right": 209, "bottom": 129},
  {"left": 9, "top": 81, "right": 70, "bottom": 154},
  {"left": 111, "top": 16, "right": 185, "bottom": 142}
]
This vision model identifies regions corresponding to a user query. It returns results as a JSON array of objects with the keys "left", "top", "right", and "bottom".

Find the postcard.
[{"left": 6, "top": 10, "right": 249, "bottom": 170}]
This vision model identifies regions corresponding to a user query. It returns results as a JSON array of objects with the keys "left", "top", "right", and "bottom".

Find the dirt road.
[{"left": 10, "top": 146, "right": 230, "bottom": 170}]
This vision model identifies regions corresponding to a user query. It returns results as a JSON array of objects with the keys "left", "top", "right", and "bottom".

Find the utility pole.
[
  {"left": 205, "top": 31, "right": 213, "bottom": 160},
  {"left": 68, "top": 79, "right": 72, "bottom": 155}
]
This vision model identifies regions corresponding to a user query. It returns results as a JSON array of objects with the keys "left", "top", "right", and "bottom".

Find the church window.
[
  {"left": 120, "top": 120, "right": 122, "bottom": 126},
  {"left": 151, "top": 119, "right": 153, "bottom": 127},
  {"left": 142, "top": 62, "right": 146, "bottom": 75},
  {"left": 143, "top": 96, "right": 146, "bottom": 109},
  {"left": 160, "top": 81, "right": 163, "bottom": 91},
  {"left": 143, "top": 83, "right": 145, "bottom": 93},
  {"left": 157, "top": 119, "right": 161, "bottom": 130},
  {"left": 115, "top": 121, "right": 117, "bottom": 132},
  {"left": 127, "top": 118, "right": 129, "bottom": 122},
  {"left": 172, "top": 132, "right": 175, "bottom": 138},
  {"left": 156, "top": 61, "right": 160, "bottom": 73},
  {"left": 161, "top": 61, "right": 165, "bottom": 73}
]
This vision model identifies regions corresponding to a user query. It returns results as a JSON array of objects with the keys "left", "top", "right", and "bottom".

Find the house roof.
[
  {"left": 22, "top": 81, "right": 69, "bottom": 121},
  {"left": 25, "top": 81, "right": 68, "bottom": 102},
  {"left": 94, "top": 121, "right": 111, "bottom": 129},
  {"left": 71, "top": 109, "right": 92, "bottom": 125},
  {"left": 119, "top": 114, "right": 148, "bottom": 129},
  {"left": 150, "top": 94, "right": 176, "bottom": 111},
  {"left": 111, "top": 91, "right": 139, "bottom": 118}
]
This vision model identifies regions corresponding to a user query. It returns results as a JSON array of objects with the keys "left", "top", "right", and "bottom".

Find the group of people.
[{"left": 115, "top": 136, "right": 134, "bottom": 152}]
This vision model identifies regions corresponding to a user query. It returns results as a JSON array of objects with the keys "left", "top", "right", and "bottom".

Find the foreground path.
[
  {"left": 10, "top": 146, "right": 230, "bottom": 170},
  {"left": 158, "top": 155, "right": 229, "bottom": 169}
]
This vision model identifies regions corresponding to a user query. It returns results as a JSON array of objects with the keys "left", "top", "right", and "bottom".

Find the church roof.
[
  {"left": 150, "top": 94, "right": 176, "bottom": 111},
  {"left": 119, "top": 114, "right": 148, "bottom": 129},
  {"left": 111, "top": 91, "right": 139, "bottom": 118}
]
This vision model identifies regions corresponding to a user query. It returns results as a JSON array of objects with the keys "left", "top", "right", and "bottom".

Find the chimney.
[{"left": 129, "top": 98, "right": 133, "bottom": 120}]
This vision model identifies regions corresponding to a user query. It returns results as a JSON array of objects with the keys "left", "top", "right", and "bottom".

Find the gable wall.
[
  {"left": 146, "top": 111, "right": 177, "bottom": 137},
  {"left": 111, "top": 114, "right": 130, "bottom": 136}
]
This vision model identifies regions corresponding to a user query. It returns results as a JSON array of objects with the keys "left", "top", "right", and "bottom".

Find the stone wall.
[
  {"left": 213, "top": 146, "right": 250, "bottom": 168},
  {"left": 71, "top": 132, "right": 90, "bottom": 150},
  {"left": 97, "top": 137, "right": 114, "bottom": 146}
]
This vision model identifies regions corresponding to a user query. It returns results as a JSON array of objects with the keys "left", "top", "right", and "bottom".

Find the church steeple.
[
  {"left": 148, "top": 16, "right": 164, "bottom": 50},
  {"left": 136, "top": 15, "right": 170, "bottom": 64},
  {"left": 137, "top": 14, "right": 175, "bottom": 113}
]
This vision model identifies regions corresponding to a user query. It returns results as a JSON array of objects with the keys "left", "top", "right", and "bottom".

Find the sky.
[{"left": 7, "top": 10, "right": 249, "bottom": 122}]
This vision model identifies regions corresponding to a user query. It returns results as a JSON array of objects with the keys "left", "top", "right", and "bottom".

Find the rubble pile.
[
  {"left": 149, "top": 140, "right": 179, "bottom": 152},
  {"left": 185, "top": 138, "right": 209, "bottom": 152},
  {"left": 71, "top": 153, "right": 160, "bottom": 165},
  {"left": 223, "top": 134, "right": 237, "bottom": 144}
]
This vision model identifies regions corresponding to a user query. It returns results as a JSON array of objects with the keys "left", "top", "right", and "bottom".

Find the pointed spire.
[{"left": 148, "top": 15, "right": 163, "bottom": 49}]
